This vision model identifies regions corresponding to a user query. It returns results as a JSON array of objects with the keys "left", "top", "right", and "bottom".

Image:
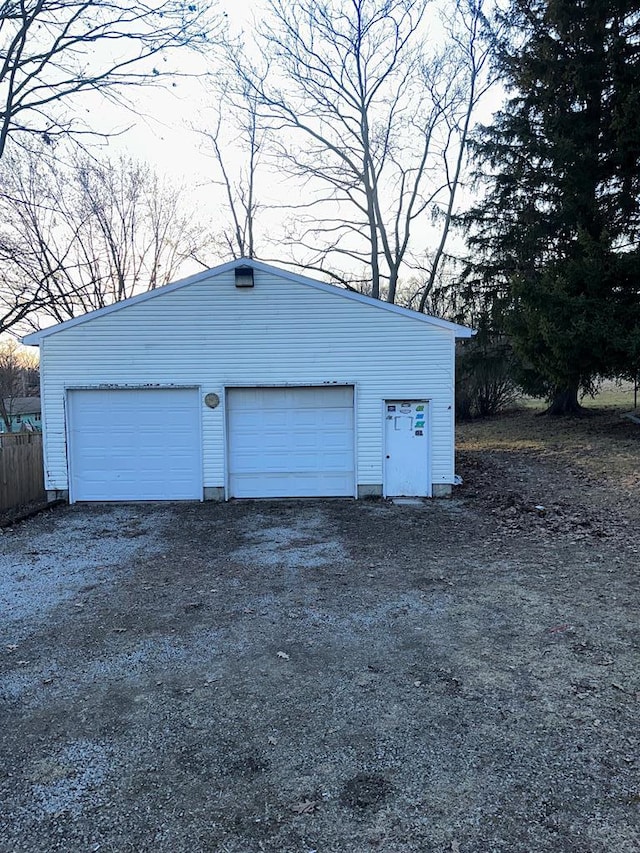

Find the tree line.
[{"left": 1, "top": 0, "right": 638, "bottom": 415}]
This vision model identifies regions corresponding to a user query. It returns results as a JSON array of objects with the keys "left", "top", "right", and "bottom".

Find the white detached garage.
[{"left": 23, "top": 259, "right": 473, "bottom": 503}]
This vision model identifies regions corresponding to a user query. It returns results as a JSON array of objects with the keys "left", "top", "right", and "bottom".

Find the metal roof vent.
[{"left": 235, "top": 265, "right": 254, "bottom": 288}]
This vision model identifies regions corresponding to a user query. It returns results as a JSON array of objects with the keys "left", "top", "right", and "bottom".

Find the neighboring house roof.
[
  {"left": 22, "top": 258, "right": 474, "bottom": 345},
  {"left": 3, "top": 397, "right": 41, "bottom": 415}
]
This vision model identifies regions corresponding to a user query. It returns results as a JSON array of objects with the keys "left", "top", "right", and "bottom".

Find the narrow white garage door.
[
  {"left": 67, "top": 388, "right": 202, "bottom": 501},
  {"left": 227, "top": 386, "right": 355, "bottom": 498}
]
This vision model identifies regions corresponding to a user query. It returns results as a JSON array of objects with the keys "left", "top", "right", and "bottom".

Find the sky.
[
  {"left": 106, "top": 0, "right": 261, "bottom": 184},
  {"left": 97, "top": 0, "right": 293, "bottom": 269},
  {"left": 78, "top": 5, "right": 233, "bottom": 181},
  {"left": 10, "top": 0, "right": 271, "bottom": 351}
]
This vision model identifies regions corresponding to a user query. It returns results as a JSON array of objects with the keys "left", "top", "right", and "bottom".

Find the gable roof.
[
  {"left": 22, "top": 258, "right": 474, "bottom": 345},
  {"left": 3, "top": 397, "right": 41, "bottom": 415}
]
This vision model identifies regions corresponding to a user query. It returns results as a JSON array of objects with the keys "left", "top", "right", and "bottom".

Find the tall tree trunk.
[{"left": 544, "top": 385, "right": 585, "bottom": 416}]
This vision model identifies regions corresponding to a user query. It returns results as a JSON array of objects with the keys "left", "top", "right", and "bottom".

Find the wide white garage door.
[
  {"left": 227, "top": 386, "right": 355, "bottom": 498},
  {"left": 67, "top": 388, "right": 202, "bottom": 502}
]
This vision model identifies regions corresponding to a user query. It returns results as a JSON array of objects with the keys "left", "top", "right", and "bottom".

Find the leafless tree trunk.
[
  {"left": 223, "top": 0, "right": 494, "bottom": 306},
  {"left": 0, "top": 0, "right": 219, "bottom": 160}
]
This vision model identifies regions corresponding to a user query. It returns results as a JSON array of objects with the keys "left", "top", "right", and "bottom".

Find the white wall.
[{"left": 39, "top": 267, "right": 456, "bottom": 494}]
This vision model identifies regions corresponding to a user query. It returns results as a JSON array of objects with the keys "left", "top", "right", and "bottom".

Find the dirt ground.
[{"left": 1, "top": 408, "right": 638, "bottom": 853}]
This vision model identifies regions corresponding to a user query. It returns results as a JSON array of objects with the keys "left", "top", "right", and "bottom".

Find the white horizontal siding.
[{"left": 40, "top": 269, "right": 456, "bottom": 494}]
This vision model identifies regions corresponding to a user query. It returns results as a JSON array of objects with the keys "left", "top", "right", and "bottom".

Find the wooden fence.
[{"left": 0, "top": 432, "right": 45, "bottom": 511}]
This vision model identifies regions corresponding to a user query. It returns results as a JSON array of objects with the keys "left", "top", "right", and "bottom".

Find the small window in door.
[{"left": 394, "top": 415, "right": 413, "bottom": 430}]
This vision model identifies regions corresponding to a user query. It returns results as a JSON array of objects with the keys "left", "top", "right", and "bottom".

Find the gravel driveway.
[{"left": 1, "top": 490, "right": 638, "bottom": 852}]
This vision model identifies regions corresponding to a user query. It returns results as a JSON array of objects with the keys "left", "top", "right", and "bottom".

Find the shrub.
[{"left": 456, "top": 335, "right": 518, "bottom": 419}]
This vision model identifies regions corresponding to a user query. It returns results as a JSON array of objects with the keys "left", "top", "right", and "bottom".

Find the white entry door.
[
  {"left": 227, "top": 386, "right": 355, "bottom": 498},
  {"left": 67, "top": 388, "right": 202, "bottom": 502},
  {"left": 384, "top": 400, "right": 430, "bottom": 497}
]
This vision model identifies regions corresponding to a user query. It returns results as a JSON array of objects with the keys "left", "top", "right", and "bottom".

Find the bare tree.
[
  {"left": 0, "top": 146, "right": 214, "bottom": 331},
  {"left": 225, "top": 0, "right": 494, "bottom": 305},
  {"left": 0, "top": 0, "right": 219, "bottom": 160},
  {"left": 396, "top": 261, "right": 468, "bottom": 320},
  {"left": 70, "top": 155, "right": 212, "bottom": 309},
  {"left": 0, "top": 339, "right": 39, "bottom": 431},
  {"left": 199, "top": 81, "right": 265, "bottom": 259}
]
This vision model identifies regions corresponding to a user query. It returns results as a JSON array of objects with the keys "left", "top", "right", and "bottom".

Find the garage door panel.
[
  {"left": 230, "top": 386, "right": 353, "bottom": 410},
  {"left": 68, "top": 388, "right": 202, "bottom": 502},
  {"left": 229, "top": 447, "right": 353, "bottom": 474},
  {"left": 227, "top": 386, "right": 355, "bottom": 497},
  {"left": 231, "top": 471, "right": 354, "bottom": 499},
  {"left": 255, "top": 411, "right": 289, "bottom": 429},
  {"left": 229, "top": 430, "right": 351, "bottom": 462}
]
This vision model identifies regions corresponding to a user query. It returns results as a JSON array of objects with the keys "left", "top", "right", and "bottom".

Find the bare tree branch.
[
  {"left": 197, "top": 77, "right": 266, "bottom": 260},
  {"left": 0, "top": 0, "right": 220, "bottom": 158},
  {"left": 418, "top": 0, "right": 497, "bottom": 312}
]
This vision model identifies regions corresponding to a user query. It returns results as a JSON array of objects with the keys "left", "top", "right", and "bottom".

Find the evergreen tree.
[{"left": 465, "top": 0, "right": 640, "bottom": 414}]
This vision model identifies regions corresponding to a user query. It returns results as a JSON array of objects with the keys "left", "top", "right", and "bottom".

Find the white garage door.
[
  {"left": 67, "top": 388, "right": 202, "bottom": 502},
  {"left": 227, "top": 386, "right": 355, "bottom": 498}
]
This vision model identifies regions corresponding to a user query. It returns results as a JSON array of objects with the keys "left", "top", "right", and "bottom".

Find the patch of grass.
[
  {"left": 517, "top": 379, "right": 638, "bottom": 411},
  {"left": 583, "top": 380, "right": 638, "bottom": 408},
  {"left": 457, "top": 404, "right": 640, "bottom": 484}
]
